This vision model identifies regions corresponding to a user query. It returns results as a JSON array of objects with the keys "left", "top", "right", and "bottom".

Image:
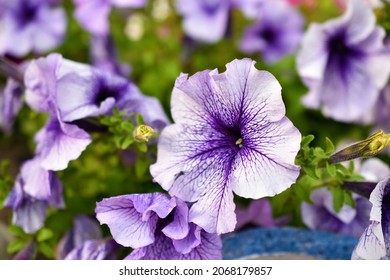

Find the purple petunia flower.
[
  {"left": 73, "top": 0, "right": 148, "bottom": 35},
  {"left": 150, "top": 58, "right": 301, "bottom": 234},
  {"left": 57, "top": 215, "right": 103, "bottom": 259},
  {"left": 90, "top": 34, "right": 130, "bottom": 77},
  {"left": 240, "top": 0, "right": 304, "bottom": 64},
  {"left": 301, "top": 158, "right": 390, "bottom": 237},
  {"left": 57, "top": 215, "right": 120, "bottom": 260},
  {"left": 234, "top": 0, "right": 264, "bottom": 19},
  {"left": 0, "top": 78, "right": 23, "bottom": 134},
  {"left": 95, "top": 193, "right": 222, "bottom": 260},
  {"left": 235, "top": 198, "right": 290, "bottom": 230},
  {"left": 64, "top": 239, "right": 120, "bottom": 260},
  {"left": 24, "top": 53, "right": 169, "bottom": 128},
  {"left": 24, "top": 53, "right": 169, "bottom": 170},
  {"left": 4, "top": 158, "right": 64, "bottom": 233},
  {"left": 175, "top": 0, "right": 231, "bottom": 43},
  {"left": 297, "top": 0, "right": 390, "bottom": 122},
  {"left": 352, "top": 176, "right": 390, "bottom": 259},
  {"left": 0, "top": 0, "right": 66, "bottom": 57}
]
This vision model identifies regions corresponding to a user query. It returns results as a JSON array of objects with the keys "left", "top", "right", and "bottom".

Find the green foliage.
[
  {"left": 0, "top": 160, "right": 12, "bottom": 208},
  {"left": 272, "top": 135, "right": 363, "bottom": 225}
]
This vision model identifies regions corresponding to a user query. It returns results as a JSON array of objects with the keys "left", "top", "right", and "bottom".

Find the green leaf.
[
  {"left": 120, "top": 122, "right": 134, "bottom": 132},
  {"left": 344, "top": 190, "right": 355, "bottom": 208},
  {"left": 301, "top": 135, "right": 315, "bottom": 148},
  {"left": 38, "top": 242, "right": 54, "bottom": 259},
  {"left": 329, "top": 186, "right": 344, "bottom": 213},
  {"left": 8, "top": 225, "right": 26, "bottom": 237},
  {"left": 302, "top": 166, "right": 319, "bottom": 179},
  {"left": 326, "top": 162, "right": 337, "bottom": 177},
  {"left": 293, "top": 183, "right": 312, "bottom": 203},
  {"left": 137, "top": 142, "right": 148, "bottom": 153},
  {"left": 325, "top": 137, "right": 335, "bottom": 155},
  {"left": 36, "top": 228, "right": 53, "bottom": 242},
  {"left": 121, "top": 136, "right": 134, "bottom": 149},
  {"left": 7, "top": 239, "right": 27, "bottom": 253},
  {"left": 136, "top": 114, "right": 145, "bottom": 125}
]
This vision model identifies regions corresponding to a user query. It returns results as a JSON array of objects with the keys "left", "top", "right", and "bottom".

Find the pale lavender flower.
[
  {"left": 235, "top": 198, "right": 290, "bottom": 230},
  {"left": 233, "top": 0, "right": 263, "bottom": 19},
  {"left": 24, "top": 53, "right": 169, "bottom": 128},
  {"left": 34, "top": 110, "right": 92, "bottom": 171},
  {"left": 74, "top": 0, "right": 148, "bottom": 35},
  {"left": 175, "top": 0, "right": 231, "bottom": 43},
  {"left": 364, "top": 83, "right": 390, "bottom": 132},
  {"left": 297, "top": 0, "right": 390, "bottom": 122},
  {"left": 240, "top": 0, "right": 304, "bottom": 64},
  {"left": 301, "top": 158, "right": 390, "bottom": 237},
  {"left": 150, "top": 58, "right": 301, "bottom": 234},
  {"left": 57, "top": 215, "right": 120, "bottom": 260},
  {"left": 90, "top": 35, "right": 130, "bottom": 77},
  {"left": 0, "top": 78, "right": 23, "bottom": 134},
  {"left": 64, "top": 239, "right": 120, "bottom": 260},
  {"left": 4, "top": 158, "right": 64, "bottom": 233},
  {"left": 352, "top": 176, "right": 390, "bottom": 259},
  {"left": 0, "top": 0, "right": 66, "bottom": 57},
  {"left": 57, "top": 215, "right": 102, "bottom": 259},
  {"left": 96, "top": 193, "right": 222, "bottom": 260}
]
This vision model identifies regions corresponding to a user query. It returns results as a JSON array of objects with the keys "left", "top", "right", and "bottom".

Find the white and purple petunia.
[
  {"left": 95, "top": 193, "right": 222, "bottom": 260},
  {"left": 0, "top": 0, "right": 66, "bottom": 57},
  {"left": 73, "top": 0, "right": 148, "bottom": 36},
  {"left": 240, "top": 0, "right": 304, "bottom": 64},
  {"left": 352, "top": 176, "right": 390, "bottom": 259},
  {"left": 297, "top": 0, "right": 390, "bottom": 122},
  {"left": 175, "top": 0, "right": 231, "bottom": 43},
  {"left": 150, "top": 58, "right": 301, "bottom": 234},
  {"left": 4, "top": 158, "right": 64, "bottom": 233},
  {"left": 301, "top": 158, "right": 390, "bottom": 237}
]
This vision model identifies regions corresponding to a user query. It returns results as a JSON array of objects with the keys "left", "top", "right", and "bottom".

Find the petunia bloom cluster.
[{"left": 4, "top": 53, "right": 169, "bottom": 234}]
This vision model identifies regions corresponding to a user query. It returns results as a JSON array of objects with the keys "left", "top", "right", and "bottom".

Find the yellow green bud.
[
  {"left": 329, "top": 130, "right": 390, "bottom": 164},
  {"left": 133, "top": 125, "right": 156, "bottom": 143}
]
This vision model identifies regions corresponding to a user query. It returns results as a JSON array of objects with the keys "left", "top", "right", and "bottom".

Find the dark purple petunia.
[
  {"left": 4, "top": 158, "right": 64, "bottom": 233},
  {"left": 95, "top": 193, "right": 222, "bottom": 260},
  {"left": 0, "top": 78, "right": 23, "bottom": 134},
  {"left": 240, "top": 0, "right": 304, "bottom": 64},
  {"left": 352, "top": 176, "right": 390, "bottom": 259},
  {"left": 150, "top": 58, "right": 301, "bottom": 234},
  {"left": 0, "top": 0, "right": 66, "bottom": 57},
  {"left": 297, "top": 0, "right": 390, "bottom": 122},
  {"left": 73, "top": 0, "right": 148, "bottom": 35},
  {"left": 175, "top": 0, "right": 231, "bottom": 43}
]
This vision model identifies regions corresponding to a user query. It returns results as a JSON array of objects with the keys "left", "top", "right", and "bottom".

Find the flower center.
[
  {"left": 235, "top": 138, "right": 243, "bottom": 148},
  {"left": 260, "top": 28, "right": 276, "bottom": 43}
]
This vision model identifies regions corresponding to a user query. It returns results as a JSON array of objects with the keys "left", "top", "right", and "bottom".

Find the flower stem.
[{"left": 0, "top": 57, "right": 24, "bottom": 85}]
